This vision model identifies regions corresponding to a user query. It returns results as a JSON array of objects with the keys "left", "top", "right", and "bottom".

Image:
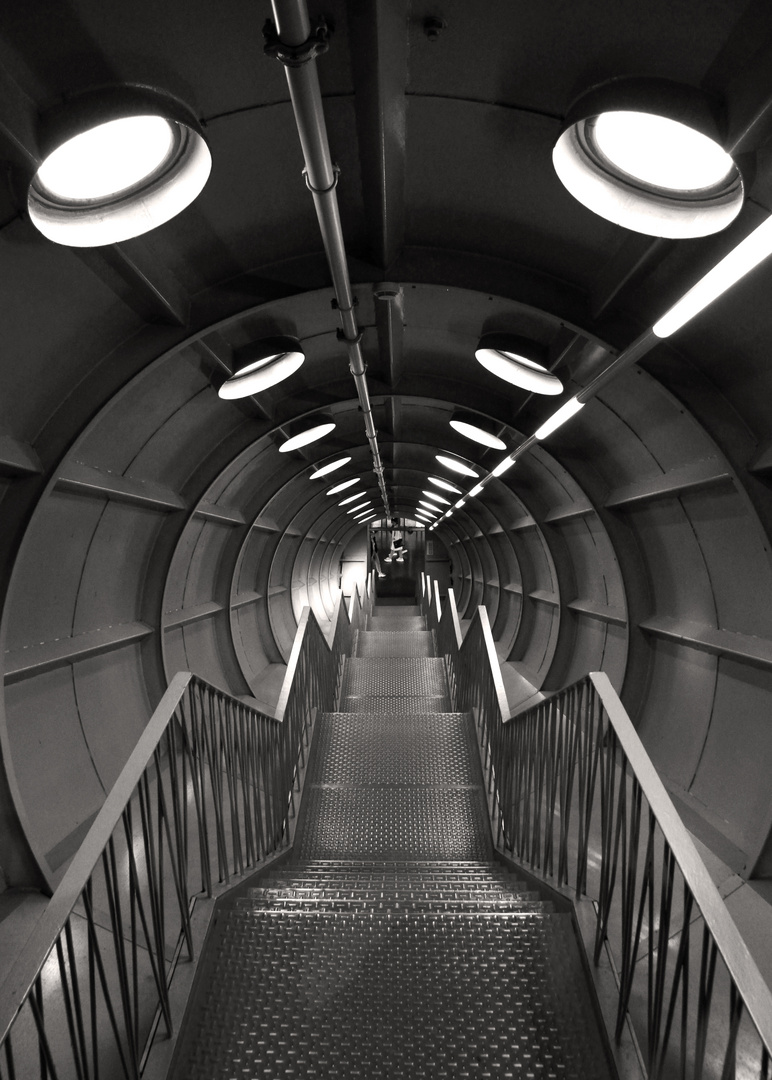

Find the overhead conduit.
[{"left": 266, "top": 0, "right": 391, "bottom": 520}]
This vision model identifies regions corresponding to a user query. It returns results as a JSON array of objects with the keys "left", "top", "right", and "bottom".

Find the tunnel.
[{"left": 2, "top": 0, "right": 772, "bottom": 1075}]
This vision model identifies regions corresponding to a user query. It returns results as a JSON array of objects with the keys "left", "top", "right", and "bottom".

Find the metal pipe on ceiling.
[{"left": 267, "top": 0, "right": 391, "bottom": 521}]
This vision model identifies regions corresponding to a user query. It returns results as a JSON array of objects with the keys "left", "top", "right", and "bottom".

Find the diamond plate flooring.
[{"left": 169, "top": 602, "right": 616, "bottom": 1080}]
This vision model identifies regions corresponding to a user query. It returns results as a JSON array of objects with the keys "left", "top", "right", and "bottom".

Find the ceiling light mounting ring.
[
  {"left": 553, "top": 77, "right": 744, "bottom": 238},
  {"left": 27, "top": 84, "right": 211, "bottom": 247},
  {"left": 475, "top": 333, "right": 563, "bottom": 395},
  {"left": 262, "top": 17, "right": 331, "bottom": 68}
]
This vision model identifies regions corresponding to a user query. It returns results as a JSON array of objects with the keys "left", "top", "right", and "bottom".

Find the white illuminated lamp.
[
  {"left": 219, "top": 337, "right": 305, "bottom": 399},
  {"left": 534, "top": 397, "right": 585, "bottom": 440},
  {"left": 449, "top": 412, "right": 507, "bottom": 450},
  {"left": 492, "top": 456, "right": 515, "bottom": 477},
  {"left": 418, "top": 504, "right": 439, "bottom": 517},
  {"left": 339, "top": 491, "right": 366, "bottom": 505},
  {"left": 310, "top": 456, "right": 352, "bottom": 479},
  {"left": 468, "top": 483, "right": 484, "bottom": 497},
  {"left": 279, "top": 419, "right": 336, "bottom": 453},
  {"left": 347, "top": 501, "right": 371, "bottom": 514},
  {"left": 353, "top": 509, "right": 374, "bottom": 520},
  {"left": 428, "top": 475, "right": 462, "bottom": 494},
  {"left": 436, "top": 454, "right": 478, "bottom": 478},
  {"left": 455, "top": 499, "right": 466, "bottom": 509},
  {"left": 418, "top": 500, "right": 440, "bottom": 512},
  {"left": 553, "top": 77, "right": 743, "bottom": 239},
  {"left": 422, "top": 489, "right": 451, "bottom": 505},
  {"left": 356, "top": 513, "right": 376, "bottom": 523},
  {"left": 327, "top": 477, "right": 359, "bottom": 495},
  {"left": 475, "top": 334, "right": 563, "bottom": 395},
  {"left": 654, "top": 214, "right": 772, "bottom": 337},
  {"left": 28, "top": 86, "right": 211, "bottom": 247}
]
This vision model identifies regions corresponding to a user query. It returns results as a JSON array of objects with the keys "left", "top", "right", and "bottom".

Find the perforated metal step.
[
  {"left": 172, "top": 903, "right": 614, "bottom": 1080},
  {"left": 369, "top": 614, "right": 426, "bottom": 631},
  {"left": 355, "top": 629, "right": 434, "bottom": 657}
]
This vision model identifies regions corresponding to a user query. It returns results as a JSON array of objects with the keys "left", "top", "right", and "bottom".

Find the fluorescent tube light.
[
  {"left": 654, "top": 214, "right": 772, "bottom": 337},
  {"left": 468, "top": 483, "right": 484, "bottom": 497},
  {"left": 534, "top": 397, "right": 584, "bottom": 439}
]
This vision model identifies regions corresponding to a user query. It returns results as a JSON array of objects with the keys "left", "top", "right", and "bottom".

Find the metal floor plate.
[
  {"left": 308, "top": 713, "right": 480, "bottom": 785},
  {"left": 173, "top": 905, "right": 613, "bottom": 1080},
  {"left": 341, "top": 657, "right": 448, "bottom": 697},
  {"left": 355, "top": 630, "right": 435, "bottom": 657}
]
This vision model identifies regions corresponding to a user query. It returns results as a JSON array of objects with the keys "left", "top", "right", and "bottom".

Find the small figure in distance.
[{"left": 370, "top": 531, "right": 386, "bottom": 577}]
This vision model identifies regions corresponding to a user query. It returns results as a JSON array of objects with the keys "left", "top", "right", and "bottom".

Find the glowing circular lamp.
[
  {"left": 327, "top": 477, "right": 359, "bottom": 495},
  {"left": 428, "top": 475, "right": 462, "bottom": 494},
  {"left": 310, "top": 456, "right": 352, "bottom": 480},
  {"left": 436, "top": 454, "right": 478, "bottom": 478},
  {"left": 553, "top": 78, "right": 743, "bottom": 238},
  {"left": 219, "top": 337, "right": 305, "bottom": 399},
  {"left": 422, "top": 489, "right": 450, "bottom": 505},
  {"left": 449, "top": 413, "right": 507, "bottom": 450},
  {"left": 28, "top": 86, "right": 211, "bottom": 246},
  {"left": 279, "top": 419, "right": 336, "bottom": 453},
  {"left": 475, "top": 334, "right": 562, "bottom": 395}
]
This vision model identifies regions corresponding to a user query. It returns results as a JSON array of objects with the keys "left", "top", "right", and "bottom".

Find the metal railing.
[
  {"left": 0, "top": 582, "right": 372, "bottom": 1080},
  {"left": 420, "top": 573, "right": 772, "bottom": 1080}
]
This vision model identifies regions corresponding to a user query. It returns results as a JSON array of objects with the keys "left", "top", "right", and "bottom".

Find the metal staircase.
[{"left": 169, "top": 600, "right": 616, "bottom": 1079}]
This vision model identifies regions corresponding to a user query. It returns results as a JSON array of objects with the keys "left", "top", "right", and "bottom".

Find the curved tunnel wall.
[{"left": 3, "top": 281, "right": 772, "bottom": 890}]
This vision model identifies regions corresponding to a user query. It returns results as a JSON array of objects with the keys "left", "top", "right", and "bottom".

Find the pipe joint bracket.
[
  {"left": 303, "top": 164, "right": 340, "bottom": 194},
  {"left": 338, "top": 327, "right": 365, "bottom": 347},
  {"left": 263, "top": 17, "right": 331, "bottom": 67}
]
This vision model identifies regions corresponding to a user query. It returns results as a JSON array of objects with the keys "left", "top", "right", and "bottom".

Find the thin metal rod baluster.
[
  {"left": 184, "top": 687, "right": 212, "bottom": 896},
  {"left": 220, "top": 695, "right": 244, "bottom": 876},
  {"left": 200, "top": 689, "right": 229, "bottom": 885},
  {"left": 654, "top": 884, "right": 694, "bottom": 1080},
  {"left": 153, "top": 741, "right": 193, "bottom": 960},
  {"left": 694, "top": 926, "right": 718, "bottom": 1080},
  {"left": 55, "top": 935, "right": 86, "bottom": 1080},
  {"left": 63, "top": 919, "right": 90, "bottom": 1080},
  {"left": 719, "top": 983, "right": 743, "bottom": 1080},
  {"left": 649, "top": 843, "right": 676, "bottom": 1077},
  {"left": 164, "top": 723, "right": 195, "bottom": 959},
  {"left": 83, "top": 882, "right": 132, "bottom": 1080},
  {"left": 762, "top": 1045, "right": 770, "bottom": 1080},
  {"left": 28, "top": 980, "right": 58, "bottom": 1080},
  {"left": 616, "top": 793, "right": 652, "bottom": 1044},
  {"left": 236, "top": 707, "right": 256, "bottom": 868},
  {"left": 133, "top": 779, "right": 173, "bottom": 1036},
  {"left": 3, "top": 1033, "right": 16, "bottom": 1080},
  {"left": 123, "top": 806, "right": 140, "bottom": 1060},
  {"left": 103, "top": 840, "right": 141, "bottom": 1079}
]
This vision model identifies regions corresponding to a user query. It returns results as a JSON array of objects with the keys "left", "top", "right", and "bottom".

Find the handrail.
[
  {"left": 0, "top": 583, "right": 367, "bottom": 1079},
  {"left": 422, "top": 573, "right": 772, "bottom": 1080}
]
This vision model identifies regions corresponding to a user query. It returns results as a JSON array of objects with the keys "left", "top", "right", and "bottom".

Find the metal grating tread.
[
  {"left": 372, "top": 604, "right": 421, "bottom": 616},
  {"left": 297, "top": 785, "right": 493, "bottom": 860},
  {"left": 341, "top": 657, "right": 448, "bottom": 697},
  {"left": 368, "top": 614, "right": 426, "bottom": 631},
  {"left": 308, "top": 712, "right": 480, "bottom": 785},
  {"left": 339, "top": 695, "right": 449, "bottom": 712},
  {"left": 172, "top": 905, "right": 614, "bottom": 1080},
  {"left": 355, "top": 629, "right": 435, "bottom": 657}
]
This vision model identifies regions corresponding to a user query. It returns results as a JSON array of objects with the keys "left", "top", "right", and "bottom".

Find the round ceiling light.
[
  {"left": 449, "top": 412, "right": 507, "bottom": 450},
  {"left": 428, "top": 475, "right": 462, "bottom": 494},
  {"left": 422, "top": 489, "right": 450, "bottom": 505},
  {"left": 327, "top": 477, "right": 359, "bottom": 495},
  {"left": 553, "top": 78, "right": 743, "bottom": 239},
  {"left": 418, "top": 502, "right": 439, "bottom": 515},
  {"left": 219, "top": 337, "right": 305, "bottom": 399},
  {"left": 279, "top": 419, "right": 336, "bottom": 453},
  {"left": 28, "top": 86, "right": 211, "bottom": 247},
  {"left": 475, "top": 334, "right": 562, "bottom": 395},
  {"left": 436, "top": 454, "right": 478, "bottom": 478},
  {"left": 310, "top": 456, "right": 352, "bottom": 480},
  {"left": 339, "top": 491, "right": 366, "bottom": 505}
]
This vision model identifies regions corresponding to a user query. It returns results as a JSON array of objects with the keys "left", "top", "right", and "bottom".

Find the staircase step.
[
  {"left": 310, "top": 712, "right": 479, "bottom": 785},
  {"left": 355, "top": 629, "right": 434, "bottom": 657},
  {"left": 369, "top": 614, "right": 426, "bottom": 631},
  {"left": 372, "top": 604, "right": 420, "bottom": 616},
  {"left": 238, "top": 895, "right": 552, "bottom": 913},
  {"left": 175, "top": 906, "right": 615, "bottom": 1080},
  {"left": 341, "top": 657, "right": 448, "bottom": 697}
]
